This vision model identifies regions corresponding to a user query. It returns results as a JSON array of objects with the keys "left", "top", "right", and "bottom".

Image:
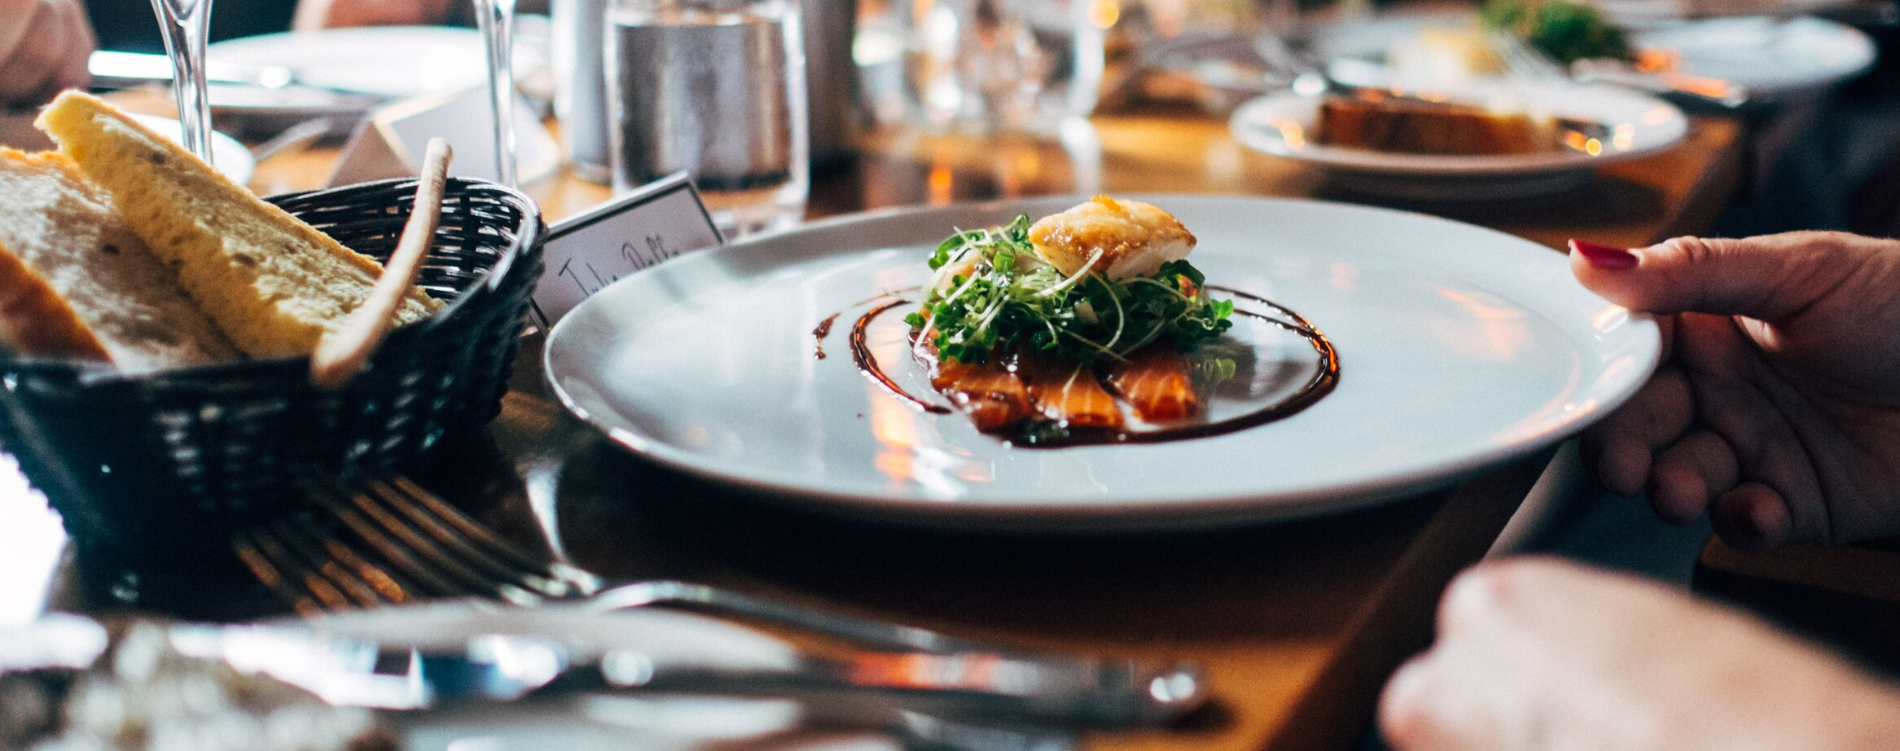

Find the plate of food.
[
  {"left": 544, "top": 195, "right": 1660, "bottom": 529},
  {"left": 1229, "top": 74, "right": 1687, "bottom": 200}
]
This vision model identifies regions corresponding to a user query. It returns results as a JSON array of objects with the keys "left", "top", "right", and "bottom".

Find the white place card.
[
  {"left": 531, "top": 172, "right": 725, "bottom": 327},
  {"left": 327, "top": 86, "right": 560, "bottom": 187}
]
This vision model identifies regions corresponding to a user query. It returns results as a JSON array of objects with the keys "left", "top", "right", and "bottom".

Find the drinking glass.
[
  {"left": 605, "top": 0, "right": 810, "bottom": 238},
  {"left": 472, "top": 0, "right": 521, "bottom": 188},
  {"left": 149, "top": 0, "right": 215, "bottom": 168},
  {"left": 897, "top": 0, "right": 1106, "bottom": 133}
]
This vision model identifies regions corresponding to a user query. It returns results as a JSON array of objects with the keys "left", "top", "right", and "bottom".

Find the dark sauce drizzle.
[
  {"left": 843, "top": 286, "right": 1340, "bottom": 446},
  {"left": 811, "top": 313, "right": 840, "bottom": 360},
  {"left": 850, "top": 299, "right": 951, "bottom": 414}
]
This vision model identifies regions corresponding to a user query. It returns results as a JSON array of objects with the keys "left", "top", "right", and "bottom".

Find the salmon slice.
[
  {"left": 1106, "top": 346, "right": 1201, "bottom": 422},
  {"left": 1014, "top": 353, "right": 1123, "bottom": 430},
  {"left": 918, "top": 339, "right": 1032, "bottom": 433}
]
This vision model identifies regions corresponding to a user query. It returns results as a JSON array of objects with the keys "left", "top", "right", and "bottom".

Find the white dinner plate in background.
[
  {"left": 1627, "top": 17, "right": 1877, "bottom": 97},
  {"left": 1228, "top": 78, "right": 1687, "bottom": 200},
  {"left": 204, "top": 20, "right": 551, "bottom": 119},
  {"left": 544, "top": 195, "right": 1661, "bottom": 530},
  {"left": 1313, "top": 11, "right": 1876, "bottom": 99}
]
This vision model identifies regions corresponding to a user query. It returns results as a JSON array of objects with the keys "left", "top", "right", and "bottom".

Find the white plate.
[
  {"left": 205, "top": 23, "right": 552, "bottom": 120},
  {"left": 1627, "top": 17, "right": 1877, "bottom": 96},
  {"left": 1314, "top": 11, "right": 1875, "bottom": 98},
  {"left": 544, "top": 195, "right": 1660, "bottom": 530},
  {"left": 1229, "top": 79, "right": 1687, "bottom": 200},
  {"left": 208, "top": 26, "right": 489, "bottom": 101}
]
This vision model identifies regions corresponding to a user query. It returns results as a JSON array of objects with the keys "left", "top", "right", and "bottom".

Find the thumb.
[{"left": 1569, "top": 232, "right": 1887, "bottom": 322}]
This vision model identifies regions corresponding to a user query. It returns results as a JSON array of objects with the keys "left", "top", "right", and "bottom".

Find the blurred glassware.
[
  {"left": 606, "top": 0, "right": 809, "bottom": 237},
  {"left": 551, "top": 0, "right": 611, "bottom": 182},
  {"left": 148, "top": 0, "right": 216, "bottom": 167},
  {"left": 472, "top": 0, "right": 522, "bottom": 188},
  {"left": 560, "top": 0, "right": 850, "bottom": 184},
  {"left": 804, "top": 0, "right": 863, "bottom": 166},
  {"left": 892, "top": 0, "right": 1107, "bottom": 133}
]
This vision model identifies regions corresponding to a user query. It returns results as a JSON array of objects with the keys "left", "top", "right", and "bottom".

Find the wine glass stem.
[
  {"left": 474, "top": 0, "right": 520, "bottom": 188},
  {"left": 150, "top": 0, "right": 215, "bottom": 168}
]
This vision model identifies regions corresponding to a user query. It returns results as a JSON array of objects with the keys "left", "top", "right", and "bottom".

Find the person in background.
[
  {"left": 1380, "top": 231, "right": 1900, "bottom": 750},
  {"left": 0, "top": 0, "right": 93, "bottom": 108},
  {"left": 291, "top": 0, "right": 468, "bottom": 31}
]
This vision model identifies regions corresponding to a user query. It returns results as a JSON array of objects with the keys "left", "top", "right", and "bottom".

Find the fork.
[
  {"left": 231, "top": 470, "right": 1207, "bottom": 727},
  {"left": 237, "top": 472, "right": 992, "bottom": 652}
]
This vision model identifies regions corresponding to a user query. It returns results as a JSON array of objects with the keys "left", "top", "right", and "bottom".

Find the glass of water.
[
  {"left": 605, "top": 0, "right": 809, "bottom": 238},
  {"left": 898, "top": 0, "right": 1106, "bottom": 134}
]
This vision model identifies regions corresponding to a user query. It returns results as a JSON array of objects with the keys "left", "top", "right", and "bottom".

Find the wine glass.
[
  {"left": 472, "top": 0, "right": 520, "bottom": 188},
  {"left": 148, "top": 0, "right": 215, "bottom": 169}
]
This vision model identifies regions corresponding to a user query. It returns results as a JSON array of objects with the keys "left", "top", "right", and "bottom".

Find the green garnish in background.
[
  {"left": 1483, "top": 0, "right": 1631, "bottom": 64},
  {"left": 907, "top": 215, "right": 1234, "bottom": 365}
]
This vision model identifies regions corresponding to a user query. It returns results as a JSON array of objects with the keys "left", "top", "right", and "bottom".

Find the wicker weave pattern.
[{"left": 0, "top": 178, "right": 545, "bottom": 561}]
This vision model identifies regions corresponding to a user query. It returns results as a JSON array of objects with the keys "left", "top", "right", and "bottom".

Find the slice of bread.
[
  {"left": 0, "top": 148, "right": 239, "bottom": 369},
  {"left": 37, "top": 91, "right": 443, "bottom": 359}
]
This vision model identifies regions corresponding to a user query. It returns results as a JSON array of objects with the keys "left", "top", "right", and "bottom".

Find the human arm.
[
  {"left": 291, "top": 0, "right": 461, "bottom": 30},
  {"left": 0, "top": 0, "right": 94, "bottom": 108},
  {"left": 1569, "top": 232, "right": 1900, "bottom": 549},
  {"left": 1379, "top": 557, "right": 1900, "bottom": 751}
]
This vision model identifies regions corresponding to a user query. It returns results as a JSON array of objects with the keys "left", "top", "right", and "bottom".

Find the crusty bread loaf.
[
  {"left": 1029, "top": 196, "right": 1196, "bottom": 281},
  {"left": 37, "top": 91, "right": 442, "bottom": 359},
  {"left": 0, "top": 148, "right": 239, "bottom": 369}
]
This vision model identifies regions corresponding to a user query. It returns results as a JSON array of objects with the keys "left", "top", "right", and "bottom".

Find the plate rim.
[
  {"left": 542, "top": 194, "right": 1662, "bottom": 529},
  {"left": 1228, "top": 85, "right": 1689, "bottom": 176}
]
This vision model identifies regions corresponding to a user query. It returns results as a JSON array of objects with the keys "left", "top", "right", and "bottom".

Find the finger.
[
  {"left": 1378, "top": 655, "right": 1441, "bottom": 750},
  {"left": 1710, "top": 482, "right": 1794, "bottom": 550},
  {"left": 1646, "top": 430, "right": 1739, "bottom": 524},
  {"left": 1580, "top": 366, "right": 1695, "bottom": 495},
  {"left": 1569, "top": 233, "right": 1890, "bottom": 322}
]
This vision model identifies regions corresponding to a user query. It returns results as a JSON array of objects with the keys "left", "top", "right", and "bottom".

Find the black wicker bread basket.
[{"left": 0, "top": 177, "right": 545, "bottom": 562}]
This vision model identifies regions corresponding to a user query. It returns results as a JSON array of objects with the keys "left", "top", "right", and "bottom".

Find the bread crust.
[{"left": 0, "top": 237, "right": 111, "bottom": 362}]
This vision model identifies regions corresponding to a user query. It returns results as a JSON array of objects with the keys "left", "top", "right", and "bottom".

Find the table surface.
[{"left": 19, "top": 100, "right": 1746, "bottom": 751}]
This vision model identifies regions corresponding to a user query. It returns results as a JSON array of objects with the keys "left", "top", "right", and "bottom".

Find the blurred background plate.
[
  {"left": 1228, "top": 79, "right": 1687, "bottom": 200},
  {"left": 1313, "top": 10, "right": 1874, "bottom": 100},
  {"left": 1625, "top": 16, "right": 1877, "bottom": 96}
]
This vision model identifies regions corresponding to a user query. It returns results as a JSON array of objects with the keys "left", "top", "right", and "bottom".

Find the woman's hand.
[
  {"left": 0, "top": 0, "right": 94, "bottom": 108},
  {"left": 1570, "top": 232, "right": 1900, "bottom": 548},
  {"left": 1379, "top": 557, "right": 1900, "bottom": 751}
]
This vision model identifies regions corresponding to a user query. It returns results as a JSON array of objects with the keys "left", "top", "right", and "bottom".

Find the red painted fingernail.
[{"left": 1570, "top": 239, "right": 1638, "bottom": 270}]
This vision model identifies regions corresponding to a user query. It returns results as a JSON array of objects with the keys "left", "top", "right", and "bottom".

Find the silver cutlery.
[{"left": 231, "top": 471, "right": 1206, "bottom": 728}]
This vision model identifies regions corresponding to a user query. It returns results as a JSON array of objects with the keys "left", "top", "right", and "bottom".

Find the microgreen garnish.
[{"left": 910, "top": 214, "right": 1234, "bottom": 365}]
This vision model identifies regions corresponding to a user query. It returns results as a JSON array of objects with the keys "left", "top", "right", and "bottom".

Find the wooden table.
[{"left": 25, "top": 103, "right": 1745, "bottom": 751}]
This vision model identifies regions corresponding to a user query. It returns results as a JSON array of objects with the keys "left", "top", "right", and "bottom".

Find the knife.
[{"left": 167, "top": 601, "right": 1206, "bottom": 728}]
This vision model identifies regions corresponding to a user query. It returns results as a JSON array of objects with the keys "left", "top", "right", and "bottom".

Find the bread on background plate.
[
  {"left": 37, "top": 91, "right": 443, "bottom": 360},
  {"left": 0, "top": 148, "right": 239, "bottom": 370}
]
